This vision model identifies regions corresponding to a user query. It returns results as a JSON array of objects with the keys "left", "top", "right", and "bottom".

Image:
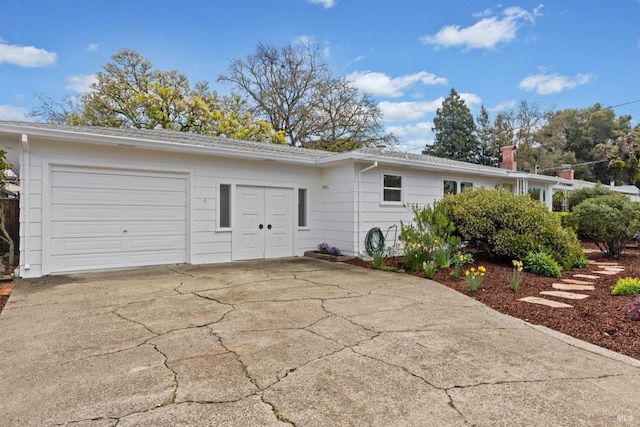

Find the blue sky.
[{"left": 1, "top": 0, "right": 639, "bottom": 152}]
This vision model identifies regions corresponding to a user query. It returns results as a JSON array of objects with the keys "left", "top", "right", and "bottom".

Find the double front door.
[{"left": 233, "top": 186, "right": 293, "bottom": 260}]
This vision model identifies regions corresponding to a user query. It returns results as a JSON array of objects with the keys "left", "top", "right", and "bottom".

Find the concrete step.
[
  {"left": 518, "top": 297, "right": 573, "bottom": 308},
  {"left": 552, "top": 283, "right": 595, "bottom": 291},
  {"left": 540, "top": 290, "right": 589, "bottom": 300}
]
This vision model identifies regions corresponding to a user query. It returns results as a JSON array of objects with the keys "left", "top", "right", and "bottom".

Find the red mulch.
[
  {"left": 0, "top": 294, "right": 6, "bottom": 314},
  {"left": 344, "top": 243, "right": 640, "bottom": 361}
]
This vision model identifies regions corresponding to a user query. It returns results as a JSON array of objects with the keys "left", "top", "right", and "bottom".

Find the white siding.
[
  {"left": 14, "top": 136, "right": 324, "bottom": 278},
  {"left": 317, "top": 165, "right": 358, "bottom": 255}
]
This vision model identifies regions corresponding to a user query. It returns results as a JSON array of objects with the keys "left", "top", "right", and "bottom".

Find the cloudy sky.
[{"left": 1, "top": 0, "right": 639, "bottom": 152}]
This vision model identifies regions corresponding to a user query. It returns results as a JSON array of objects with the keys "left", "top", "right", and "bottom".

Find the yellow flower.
[
  {"left": 465, "top": 270, "right": 470, "bottom": 276},
  {"left": 478, "top": 266, "right": 486, "bottom": 273}
]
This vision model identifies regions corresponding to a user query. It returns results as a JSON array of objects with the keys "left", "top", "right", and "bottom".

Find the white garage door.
[{"left": 48, "top": 166, "right": 187, "bottom": 273}]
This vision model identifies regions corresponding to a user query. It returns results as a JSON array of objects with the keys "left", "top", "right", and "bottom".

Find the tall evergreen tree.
[
  {"left": 424, "top": 88, "right": 480, "bottom": 163},
  {"left": 476, "top": 105, "right": 501, "bottom": 166}
]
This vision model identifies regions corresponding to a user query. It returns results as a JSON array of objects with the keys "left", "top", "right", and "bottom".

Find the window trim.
[
  {"left": 381, "top": 173, "right": 403, "bottom": 204},
  {"left": 443, "top": 179, "right": 458, "bottom": 195},
  {"left": 217, "top": 182, "right": 232, "bottom": 231},
  {"left": 298, "top": 188, "right": 309, "bottom": 229}
]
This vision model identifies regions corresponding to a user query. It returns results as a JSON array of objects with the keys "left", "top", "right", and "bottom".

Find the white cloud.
[
  {"left": 518, "top": 73, "right": 592, "bottom": 95},
  {"left": 420, "top": 5, "right": 540, "bottom": 50},
  {"left": 66, "top": 74, "right": 96, "bottom": 93},
  {"left": 0, "top": 42, "right": 57, "bottom": 67},
  {"left": 379, "top": 99, "right": 444, "bottom": 121},
  {"left": 85, "top": 43, "right": 100, "bottom": 52},
  {"left": 489, "top": 100, "right": 516, "bottom": 112},
  {"left": 459, "top": 92, "right": 482, "bottom": 107},
  {"left": 308, "top": 0, "right": 335, "bottom": 8},
  {"left": 0, "top": 105, "right": 29, "bottom": 120},
  {"left": 386, "top": 121, "right": 434, "bottom": 137},
  {"left": 347, "top": 71, "right": 447, "bottom": 97}
]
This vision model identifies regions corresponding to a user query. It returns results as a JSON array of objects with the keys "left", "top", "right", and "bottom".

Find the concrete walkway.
[{"left": 0, "top": 258, "right": 638, "bottom": 426}]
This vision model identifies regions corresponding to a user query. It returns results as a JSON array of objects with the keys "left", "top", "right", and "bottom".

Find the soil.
[{"left": 344, "top": 243, "right": 640, "bottom": 361}]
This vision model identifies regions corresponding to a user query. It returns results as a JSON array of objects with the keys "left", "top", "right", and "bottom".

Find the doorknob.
[
  {"left": 259, "top": 224, "right": 264, "bottom": 229},
  {"left": 267, "top": 224, "right": 272, "bottom": 230}
]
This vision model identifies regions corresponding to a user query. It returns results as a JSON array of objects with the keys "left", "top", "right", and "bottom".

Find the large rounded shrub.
[
  {"left": 569, "top": 194, "right": 640, "bottom": 257},
  {"left": 441, "top": 188, "right": 583, "bottom": 269}
]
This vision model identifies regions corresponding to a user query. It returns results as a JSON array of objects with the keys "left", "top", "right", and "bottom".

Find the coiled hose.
[{"left": 365, "top": 227, "right": 385, "bottom": 256}]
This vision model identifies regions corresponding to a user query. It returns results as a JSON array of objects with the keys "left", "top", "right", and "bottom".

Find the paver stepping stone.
[
  {"left": 592, "top": 270, "right": 620, "bottom": 276},
  {"left": 518, "top": 297, "right": 573, "bottom": 308},
  {"left": 552, "top": 283, "right": 595, "bottom": 291},
  {"left": 598, "top": 266, "right": 625, "bottom": 271},
  {"left": 589, "top": 261, "right": 619, "bottom": 266},
  {"left": 573, "top": 274, "right": 600, "bottom": 280},
  {"left": 540, "top": 291, "right": 590, "bottom": 300},
  {"left": 561, "top": 278, "right": 594, "bottom": 285}
]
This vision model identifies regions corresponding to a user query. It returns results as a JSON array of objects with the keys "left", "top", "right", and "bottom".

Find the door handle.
[
  {"left": 267, "top": 224, "right": 272, "bottom": 230},
  {"left": 259, "top": 224, "right": 264, "bottom": 229}
]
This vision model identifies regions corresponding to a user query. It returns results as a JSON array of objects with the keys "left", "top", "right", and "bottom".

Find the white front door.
[{"left": 233, "top": 186, "right": 293, "bottom": 260}]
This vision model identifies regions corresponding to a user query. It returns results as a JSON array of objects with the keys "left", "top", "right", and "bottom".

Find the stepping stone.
[
  {"left": 592, "top": 270, "right": 621, "bottom": 276},
  {"left": 518, "top": 297, "right": 573, "bottom": 308},
  {"left": 540, "top": 290, "right": 590, "bottom": 300},
  {"left": 561, "top": 278, "right": 594, "bottom": 285},
  {"left": 573, "top": 274, "right": 600, "bottom": 280},
  {"left": 552, "top": 283, "right": 595, "bottom": 291},
  {"left": 589, "top": 261, "right": 620, "bottom": 266},
  {"left": 598, "top": 266, "right": 625, "bottom": 271}
]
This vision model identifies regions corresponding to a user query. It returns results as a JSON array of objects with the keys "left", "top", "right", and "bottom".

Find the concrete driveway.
[{"left": 1, "top": 258, "right": 639, "bottom": 426}]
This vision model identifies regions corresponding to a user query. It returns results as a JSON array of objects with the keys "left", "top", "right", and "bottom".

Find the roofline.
[{"left": 0, "top": 123, "right": 320, "bottom": 165}]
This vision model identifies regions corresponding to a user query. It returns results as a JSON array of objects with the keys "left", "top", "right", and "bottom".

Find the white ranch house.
[{"left": 0, "top": 121, "right": 637, "bottom": 278}]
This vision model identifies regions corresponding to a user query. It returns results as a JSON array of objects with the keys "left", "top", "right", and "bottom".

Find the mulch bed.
[{"left": 344, "top": 243, "right": 640, "bottom": 361}]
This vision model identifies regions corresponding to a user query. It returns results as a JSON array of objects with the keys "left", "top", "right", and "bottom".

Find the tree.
[
  {"left": 475, "top": 105, "right": 501, "bottom": 166},
  {"left": 424, "top": 88, "right": 480, "bottom": 163},
  {"left": 34, "top": 49, "right": 285, "bottom": 143},
  {"left": 596, "top": 133, "right": 640, "bottom": 185},
  {"left": 218, "top": 42, "right": 394, "bottom": 151},
  {"left": 0, "top": 151, "right": 14, "bottom": 266}
]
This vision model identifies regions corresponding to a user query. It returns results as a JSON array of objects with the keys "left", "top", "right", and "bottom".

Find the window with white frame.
[
  {"left": 443, "top": 180, "right": 458, "bottom": 195},
  {"left": 382, "top": 174, "right": 402, "bottom": 202},
  {"left": 219, "top": 183, "right": 231, "bottom": 228},
  {"left": 460, "top": 181, "right": 473, "bottom": 192},
  {"left": 298, "top": 188, "right": 307, "bottom": 227}
]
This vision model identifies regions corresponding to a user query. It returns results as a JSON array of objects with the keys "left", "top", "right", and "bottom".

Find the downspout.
[
  {"left": 357, "top": 161, "right": 378, "bottom": 255},
  {"left": 20, "top": 134, "right": 30, "bottom": 274}
]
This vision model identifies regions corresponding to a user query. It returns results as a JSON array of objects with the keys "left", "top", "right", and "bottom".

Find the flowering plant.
[
  {"left": 510, "top": 260, "right": 523, "bottom": 291},
  {"left": 451, "top": 252, "right": 474, "bottom": 279},
  {"left": 464, "top": 265, "right": 486, "bottom": 292},
  {"left": 317, "top": 243, "right": 341, "bottom": 256},
  {"left": 620, "top": 296, "right": 640, "bottom": 321}
]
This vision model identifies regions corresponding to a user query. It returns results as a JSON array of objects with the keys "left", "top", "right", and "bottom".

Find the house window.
[
  {"left": 383, "top": 174, "right": 402, "bottom": 202},
  {"left": 444, "top": 180, "right": 458, "bottom": 195},
  {"left": 460, "top": 182, "right": 473, "bottom": 192},
  {"left": 298, "top": 188, "right": 307, "bottom": 227},
  {"left": 219, "top": 184, "right": 231, "bottom": 228}
]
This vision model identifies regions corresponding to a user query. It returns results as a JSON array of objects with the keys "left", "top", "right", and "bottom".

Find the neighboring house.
[{"left": 0, "top": 121, "right": 633, "bottom": 278}]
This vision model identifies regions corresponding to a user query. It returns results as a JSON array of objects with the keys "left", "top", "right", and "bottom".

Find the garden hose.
[{"left": 365, "top": 227, "right": 385, "bottom": 256}]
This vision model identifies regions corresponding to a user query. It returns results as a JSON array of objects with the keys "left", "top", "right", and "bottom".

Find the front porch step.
[
  {"left": 518, "top": 297, "right": 573, "bottom": 308},
  {"left": 540, "top": 290, "right": 590, "bottom": 300},
  {"left": 552, "top": 283, "right": 595, "bottom": 291}
]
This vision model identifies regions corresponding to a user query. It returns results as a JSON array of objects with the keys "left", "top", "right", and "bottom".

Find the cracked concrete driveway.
[{"left": 1, "top": 258, "right": 639, "bottom": 426}]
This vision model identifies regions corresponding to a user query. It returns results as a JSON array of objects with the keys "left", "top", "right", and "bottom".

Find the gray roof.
[{"left": 0, "top": 121, "right": 336, "bottom": 161}]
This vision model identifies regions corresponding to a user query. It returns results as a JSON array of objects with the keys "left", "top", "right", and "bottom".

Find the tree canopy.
[
  {"left": 423, "top": 88, "right": 480, "bottom": 163},
  {"left": 34, "top": 49, "right": 285, "bottom": 144},
  {"left": 218, "top": 42, "right": 396, "bottom": 151}
]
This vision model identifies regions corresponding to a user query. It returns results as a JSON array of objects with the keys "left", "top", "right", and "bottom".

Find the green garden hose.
[{"left": 365, "top": 227, "right": 385, "bottom": 256}]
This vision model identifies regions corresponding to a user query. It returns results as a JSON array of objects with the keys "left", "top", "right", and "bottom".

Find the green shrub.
[
  {"left": 523, "top": 252, "right": 562, "bottom": 278},
  {"left": 372, "top": 251, "right": 385, "bottom": 269},
  {"left": 440, "top": 188, "right": 583, "bottom": 269},
  {"left": 400, "top": 201, "right": 460, "bottom": 271},
  {"left": 569, "top": 194, "right": 640, "bottom": 257},
  {"left": 611, "top": 277, "right": 640, "bottom": 296},
  {"left": 567, "top": 184, "right": 618, "bottom": 211},
  {"left": 423, "top": 260, "right": 438, "bottom": 279},
  {"left": 574, "top": 256, "right": 590, "bottom": 269}
]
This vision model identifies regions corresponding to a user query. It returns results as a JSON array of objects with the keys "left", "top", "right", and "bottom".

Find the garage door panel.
[
  {"left": 52, "top": 171, "right": 186, "bottom": 192},
  {"left": 51, "top": 188, "right": 186, "bottom": 206},
  {"left": 51, "top": 205, "right": 187, "bottom": 221},
  {"left": 49, "top": 166, "right": 188, "bottom": 274},
  {"left": 50, "top": 221, "right": 186, "bottom": 238}
]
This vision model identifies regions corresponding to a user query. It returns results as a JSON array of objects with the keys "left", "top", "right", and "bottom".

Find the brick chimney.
[
  {"left": 499, "top": 145, "right": 517, "bottom": 171},
  {"left": 558, "top": 164, "right": 574, "bottom": 180}
]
